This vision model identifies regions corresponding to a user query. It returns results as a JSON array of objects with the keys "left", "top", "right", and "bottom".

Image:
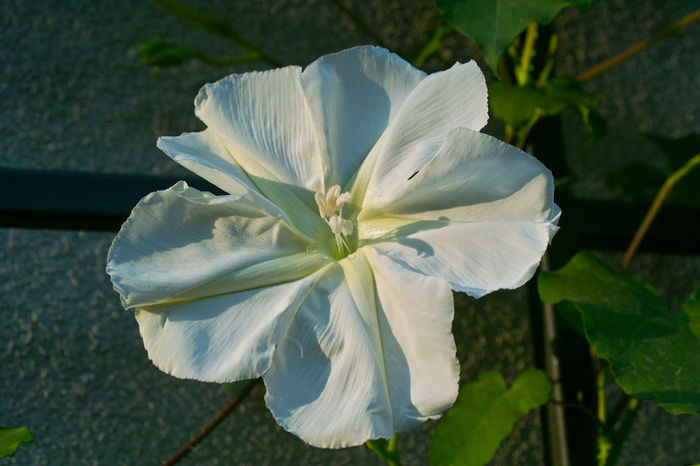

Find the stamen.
[
  {"left": 336, "top": 192, "right": 352, "bottom": 207},
  {"left": 328, "top": 215, "right": 341, "bottom": 234},
  {"left": 316, "top": 185, "right": 355, "bottom": 258},
  {"left": 339, "top": 217, "right": 353, "bottom": 236},
  {"left": 325, "top": 185, "right": 341, "bottom": 205},
  {"left": 314, "top": 192, "right": 328, "bottom": 218}
]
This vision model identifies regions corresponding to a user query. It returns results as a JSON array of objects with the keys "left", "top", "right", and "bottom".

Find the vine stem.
[
  {"left": 536, "top": 34, "right": 559, "bottom": 87},
  {"left": 162, "top": 380, "right": 259, "bottom": 466},
  {"left": 515, "top": 109, "right": 543, "bottom": 149},
  {"left": 413, "top": 25, "right": 452, "bottom": 68},
  {"left": 539, "top": 257, "right": 571, "bottom": 466},
  {"left": 621, "top": 153, "right": 700, "bottom": 270},
  {"left": 576, "top": 9, "right": 700, "bottom": 82},
  {"left": 605, "top": 398, "right": 641, "bottom": 466},
  {"left": 592, "top": 349, "right": 611, "bottom": 466},
  {"left": 504, "top": 126, "right": 516, "bottom": 144},
  {"left": 515, "top": 22, "right": 539, "bottom": 86}
]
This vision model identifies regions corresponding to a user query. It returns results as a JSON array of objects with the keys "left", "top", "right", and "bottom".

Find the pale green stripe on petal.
[
  {"left": 107, "top": 182, "right": 326, "bottom": 310},
  {"left": 140, "top": 252, "right": 331, "bottom": 308}
]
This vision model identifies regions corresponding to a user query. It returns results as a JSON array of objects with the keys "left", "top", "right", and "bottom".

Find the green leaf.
[
  {"left": 430, "top": 368, "right": 551, "bottom": 466},
  {"left": 681, "top": 289, "right": 700, "bottom": 341},
  {"left": 0, "top": 426, "right": 33, "bottom": 458},
  {"left": 490, "top": 77, "right": 606, "bottom": 139},
  {"left": 489, "top": 82, "right": 542, "bottom": 127},
  {"left": 137, "top": 37, "right": 263, "bottom": 69},
  {"left": 538, "top": 252, "right": 700, "bottom": 415},
  {"left": 604, "top": 132, "right": 700, "bottom": 206},
  {"left": 137, "top": 37, "right": 198, "bottom": 67},
  {"left": 437, "top": 0, "right": 592, "bottom": 70}
]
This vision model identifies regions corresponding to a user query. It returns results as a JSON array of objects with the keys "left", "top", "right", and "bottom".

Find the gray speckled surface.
[{"left": 1, "top": 0, "right": 699, "bottom": 464}]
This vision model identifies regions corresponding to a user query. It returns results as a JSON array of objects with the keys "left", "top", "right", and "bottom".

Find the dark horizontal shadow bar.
[
  {"left": 0, "top": 168, "right": 222, "bottom": 231},
  {"left": 551, "top": 191, "right": 700, "bottom": 258},
  {"left": 1, "top": 168, "right": 698, "bottom": 255}
]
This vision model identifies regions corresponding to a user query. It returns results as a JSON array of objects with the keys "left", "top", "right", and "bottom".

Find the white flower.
[{"left": 107, "top": 46, "right": 560, "bottom": 448}]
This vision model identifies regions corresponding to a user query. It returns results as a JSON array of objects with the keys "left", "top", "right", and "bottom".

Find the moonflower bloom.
[{"left": 107, "top": 46, "right": 560, "bottom": 448}]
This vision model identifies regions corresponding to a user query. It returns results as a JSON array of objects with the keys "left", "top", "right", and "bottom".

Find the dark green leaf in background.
[
  {"left": 0, "top": 426, "right": 33, "bottom": 458},
  {"left": 489, "top": 82, "right": 541, "bottom": 127},
  {"left": 604, "top": 132, "right": 700, "bottom": 206},
  {"left": 137, "top": 37, "right": 262, "bottom": 69},
  {"left": 681, "top": 289, "right": 700, "bottom": 341},
  {"left": 430, "top": 368, "right": 551, "bottom": 466},
  {"left": 138, "top": 37, "right": 198, "bottom": 67},
  {"left": 437, "top": 0, "right": 592, "bottom": 70},
  {"left": 490, "top": 77, "right": 606, "bottom": 140},
  {"left": 539, "top": 252, "right": 700, "bottom": 415}
]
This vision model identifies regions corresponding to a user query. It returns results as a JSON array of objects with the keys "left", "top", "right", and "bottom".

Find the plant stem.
[
  {"left": 605, "top": 398, "right": 641, "bottom": 466},
  {"left": 536, "top": 33, "right": 559, "bottom": 87},
  {"left": 576, "top": 9, "right": 700, "bottom": 82},
  {"left": 515, "top": 22, "right": 539, "bottom": 86},
  {"left": 162, "top": 380, "right": 259, "bottom": 466},
  {"left": 593, "top": 351, "right": 611, "bottom": 466},
  {"left": 595, "top": 366, "right": 606, "bottom": 425},
  {"left": 366, "top": 434, "right": 402, "bottom": 466},
  {"left": 504, "top": 126, "right": 516, "bottom": 144},
  {"left": 539, "top": 257, "right": 571, "bottom": 466},
  {"left": 549, "top": 399, "right": 600, "bottom": 424},
  {"left": 331, "top": 0, "right": 386, "bottom": 48},
  {"left": 607, "top": 393, "right": 631, "bottom": 429},
  {"left": 621, "top": 153, "right": 700, "bottom": 270},
  {"left": 515, "top": 109, "right": 543, "bottom": 149},
  {"left": 413, "top": 25, "right": 452, "bottom": 68}
]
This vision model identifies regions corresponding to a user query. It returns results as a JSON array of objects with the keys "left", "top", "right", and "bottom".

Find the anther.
[{"left": 315, "top": 185, "right": 354, "bottom": 258}]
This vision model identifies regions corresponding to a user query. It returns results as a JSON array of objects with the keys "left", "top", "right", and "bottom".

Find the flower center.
[{"left": 315, "top": 185, "right": 354, "bottom": 259}]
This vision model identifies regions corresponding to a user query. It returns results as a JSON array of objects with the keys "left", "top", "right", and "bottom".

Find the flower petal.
[
  {"left": 359, "top": 129, "right": 560, "bottom": 298},
  {"left": 194, "top": 66, "right": 325, "bottom": 191},
  {"left": 157, "top": 129, "right": 262, "bottom": 197},
  {"left": 135, "top": 269, "right": 327, "bottom": 383},
  {"left": 107, "top": 181, "right": 329, "bottom": 309},
  {"left": 353, "top": 60, "right": 488, "bottom": 204},
  {"left": 364, "top": 247, "right": 459, "bottom": 432},
  {"left": 263, "top": 249, "right": 459, "bottom": 447},
  {"left": 369, "top": 221, "right": 556, "bottom": 298},
  {"left": 157, "top": 129, "right": 325, "bottom": 242},
  {"left": 300, "top": 46, "right": 425, "bottom": 187},
  {"left": 263, "top": 262, "right": 393, "bottom": 448}
]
